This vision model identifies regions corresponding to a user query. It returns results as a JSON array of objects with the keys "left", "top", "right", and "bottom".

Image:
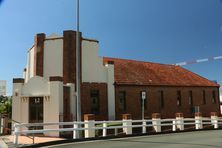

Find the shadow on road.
[{"left": 108, "top": 138, "right": 221, "bottom": 148}]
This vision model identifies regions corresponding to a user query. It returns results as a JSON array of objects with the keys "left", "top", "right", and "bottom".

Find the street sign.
[
  {"left": 141, "top": 91, "right": 146, "bottom": 120},
  {"left": 141, "top": 91, "right": 146, "bottom": 100},
  {"left": 0, "top": 80, "right": 6, "bottom": 96}
]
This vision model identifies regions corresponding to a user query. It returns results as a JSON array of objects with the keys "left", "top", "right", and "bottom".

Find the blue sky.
[{"left": 1, "top": 0, "right": 222, "bottom": 95}]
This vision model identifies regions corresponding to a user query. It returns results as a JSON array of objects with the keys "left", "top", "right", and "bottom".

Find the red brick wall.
[
  {"left": 63, "top": 86, "right": 72, "bottom": 121},
  {"left": 63, "top": 31, "right": 77, "bottom": 84},
  {"left": 81, "top": 83, "right": 108, "bottom": 121},
  {"left": 115, "top": 85, "right": 220, "bottom": 120},
  {"left": 34, "top": 33, "right": 45, "bottom": 76}
]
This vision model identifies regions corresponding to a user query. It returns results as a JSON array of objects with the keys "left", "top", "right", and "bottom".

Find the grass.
[{"left": 95, "top": 122, "right": 122, "bottom": 137}]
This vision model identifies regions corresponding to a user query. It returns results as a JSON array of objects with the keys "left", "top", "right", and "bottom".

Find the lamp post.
[{"left": 76, "top": 0, "right": 81, "bottom": 123}]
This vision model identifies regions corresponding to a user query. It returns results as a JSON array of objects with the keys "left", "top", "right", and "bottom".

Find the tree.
[{"left": 0, "top": 96, "right": 12, "bottom": 117}]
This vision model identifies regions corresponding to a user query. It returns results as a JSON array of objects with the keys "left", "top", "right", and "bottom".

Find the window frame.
[
  {"left": 212, "top": 90, "right": 216, "bottom": 104},
  {"left": 119, "top": 91, "right": 126, "bottom": 111},
  {"left": 202, "top": 90, "right": 206, "bottom": 105},
  {"left": 159, "top": 90, "right": 164, "bottom": 109},
  {"left": 177, "top": 90, "right": 182, "bottom": 106},
  {"left": 188, "top": 91, "right": 193, "bottom": 105},
  {"left": 90, "top": 90, "right": 100, "bottom": 115}
]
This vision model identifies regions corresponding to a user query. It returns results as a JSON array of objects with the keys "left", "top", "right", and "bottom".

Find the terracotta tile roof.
[{"left": 103, "top": 57, "right": 219, "bottom": 87}]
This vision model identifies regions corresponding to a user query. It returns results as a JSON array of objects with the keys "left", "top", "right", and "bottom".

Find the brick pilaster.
[{"left": 34, "top": 33, "right": 45, "bottom": 76}]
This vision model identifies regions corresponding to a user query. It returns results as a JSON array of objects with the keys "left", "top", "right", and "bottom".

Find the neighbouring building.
[
  {"left": 0, "top": 80, "right": 6, "bottom": 96},
  {"left": 220, "top": 90, "right": 222, "bottom": 114},
  {"left": 103, "top": 57, "right": 220, "bottom": 119},
  {"left": 12, "top": 30, "right": 220, "bottom": 136}
]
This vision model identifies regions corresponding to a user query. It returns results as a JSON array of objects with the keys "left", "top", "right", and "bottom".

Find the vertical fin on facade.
[
  {"left": 34, "top": 33, "right": 46, "bottom": 77},
  {"left": 63, "top": 30, "right": 82, "bottom": 85}
]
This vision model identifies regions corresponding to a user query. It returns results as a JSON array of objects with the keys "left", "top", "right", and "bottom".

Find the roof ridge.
[{"left": 103, "top": 56, "right": 173, "bottom": 67}]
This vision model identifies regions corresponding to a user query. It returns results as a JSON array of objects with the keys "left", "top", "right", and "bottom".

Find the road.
[{"left": 47, "top": 130, "right": 222, "bottom": 148}]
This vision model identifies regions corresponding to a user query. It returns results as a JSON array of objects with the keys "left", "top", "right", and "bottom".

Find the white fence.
[{"left": 13, "top": 116, "right": 222, "bottom": 146}]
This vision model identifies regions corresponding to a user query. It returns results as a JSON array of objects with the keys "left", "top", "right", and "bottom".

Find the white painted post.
[
  {"left": 102, "top": 122, "right": 107, "bottom": 137},
  {"left": 0, "top": 117, "right": 3, "bottom": 134},
  {"left": 142, "top": 120, "right": 146, "bottom": 134},
  {"left": 152, "top": 113, "right": 161, "bottom": 133},
  {"left": 115, "top": 128, "right": 118, "bottom": 136},
  {"left": 84, "top": 114, "right": 95, "bottom": 138},
  {"left": 73, "top": 123, "right": 78, "bottom": 139},
  {"left": 13, "top": 123, "right": 19, "bottom": 145},
  {"left": 211, "top": 112, "right": 218, "bottom": 129},
  {"left": 176, "top": 113, "right": 184, "bottom": 131},
  {"left": 195, "top": 112, "right": 203, "bottom": 130},
  {"left": 172, "top": 120, "right": 176, "bottom": 131},
  {"left": 122, "top": 114, "right": 132, "bottom": 135}
]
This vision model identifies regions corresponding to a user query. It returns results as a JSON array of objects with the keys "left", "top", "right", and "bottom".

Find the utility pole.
[{"left": 76, "top": 0, "right": 81, "bottom": 123}]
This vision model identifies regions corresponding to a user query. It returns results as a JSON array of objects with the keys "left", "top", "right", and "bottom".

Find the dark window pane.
[
  {"left": 212, "top": 90, "right": 216, "bottom": 104},
  {"left": 160, "top": 91, "right": 164, "bottom": 108},
  {"left": 177, "top": 91, "right": 181, "bottom": 106},
  {"left": 189, "top": 91, "right": 193, "bottom": 105},
  {"left": 91, "top": 90, "right": 100, "bottom": 115},
  {"left": 119, "top": 91, "right": 126, "bottom": 111},
  {"left": 203, "top": 90, "right": 206, "bottom": 105}
]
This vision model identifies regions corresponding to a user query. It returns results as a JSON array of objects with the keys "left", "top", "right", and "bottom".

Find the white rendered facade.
[{"left": 12, "top": 31, "right": 115, "bottom": 137}]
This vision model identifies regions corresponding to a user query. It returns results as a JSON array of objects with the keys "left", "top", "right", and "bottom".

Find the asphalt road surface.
[{"left": 48, "top": 130, "right": 222, "bottom": 148}]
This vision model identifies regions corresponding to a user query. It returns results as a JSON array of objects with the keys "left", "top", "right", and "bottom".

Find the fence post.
[
  {"left": 84, "top": 114, "right": 95, "bottom": 138},
  {"left": 172, "top": 120, "right": 176, "bottom": 131},
  {"left": 142, "top": 120, "right": 146, "bottom": 134},
  {"left": 114, "top": 128, "right": 118, "bottom": 136},
  {"left": 211, "top": 112, "right": 218, "bottom": 129},
  {"left": 195, "top": 112, "right": 203, "bottom": 130},
  {"left": 152, "top": 113, "right": 161, "bottom": 133},
  {"left": 0, "top": 116, "right": 3, "bottom": 134},
  {"left": 102, "top": 122, "right": 107, "bottom": 137},
  {"left": 122, "top": 114, "right": 132, "bottom": 135},
  {"left": 73, "top": 123, "right": 79, "bottom": 139},
  {"left": 13, "top": 123, "right": 19, "bottom": 145},
  {"left": 176, "top": 113, "right": 184, "bottom": 131}
]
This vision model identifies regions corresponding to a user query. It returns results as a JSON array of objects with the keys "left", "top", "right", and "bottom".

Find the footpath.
[{"left": 0, "top": 135, "right": 64, "bottom": 148}]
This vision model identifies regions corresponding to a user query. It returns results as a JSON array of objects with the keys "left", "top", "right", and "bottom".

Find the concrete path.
[
  {"left": 0, "top": 135, "right": 64, "bottom": 148},
  {"left": 48, "top": 130, "right": 222, "bottom": 148}
]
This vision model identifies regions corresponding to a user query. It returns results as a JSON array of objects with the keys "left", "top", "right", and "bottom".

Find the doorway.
[{"left": 29, "top": 97, "right": 43, "bottom": 129}]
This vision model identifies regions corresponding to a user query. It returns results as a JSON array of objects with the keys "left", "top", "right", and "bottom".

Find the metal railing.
[{"left": 12, "top": 117, "right": 222, "bottom": 146}]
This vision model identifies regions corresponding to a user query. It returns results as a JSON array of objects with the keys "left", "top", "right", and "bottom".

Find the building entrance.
[{"left": 29, "top": 97, "right": 43, "bottom": 126}]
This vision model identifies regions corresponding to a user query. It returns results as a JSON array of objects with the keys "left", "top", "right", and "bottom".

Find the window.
[
  {"left": 140, "top": 91, "right": 147, "bottom": 110},
  {"left": 159, "top": 90, "right": 164, "bottom": 109},
  {"left": 212, "top": 90, "right": 216, "bottom": 104},
  {"left": 177, "top": 91, "right": 181, "bottom": 106},
  {"left": 188, "top": 91, "right": 193, "bottom": 105},
  {"left": 91, "top": 90, "right": 100, "bottom": 115},
  {"left": 202, "top": 90, "right": 206, "bottom": 105},
  {"left": 119, "top": 91, "right": 126, "bottom": 111}
]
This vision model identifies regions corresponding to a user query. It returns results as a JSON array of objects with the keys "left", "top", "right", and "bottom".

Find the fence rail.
[{"left": 12, "top": 116, "right": 222, "bottom": 146}]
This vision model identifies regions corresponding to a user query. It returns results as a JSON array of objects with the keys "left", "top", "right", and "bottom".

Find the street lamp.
[
  {"left": 74, "top": 0, "right": 82, "bottom": 139},
  {"left": 76, "top": 0, "right": 81, "bottom": 123},
  {"left": 73, "top": 0, "right": 82, "bottom": 138}
]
